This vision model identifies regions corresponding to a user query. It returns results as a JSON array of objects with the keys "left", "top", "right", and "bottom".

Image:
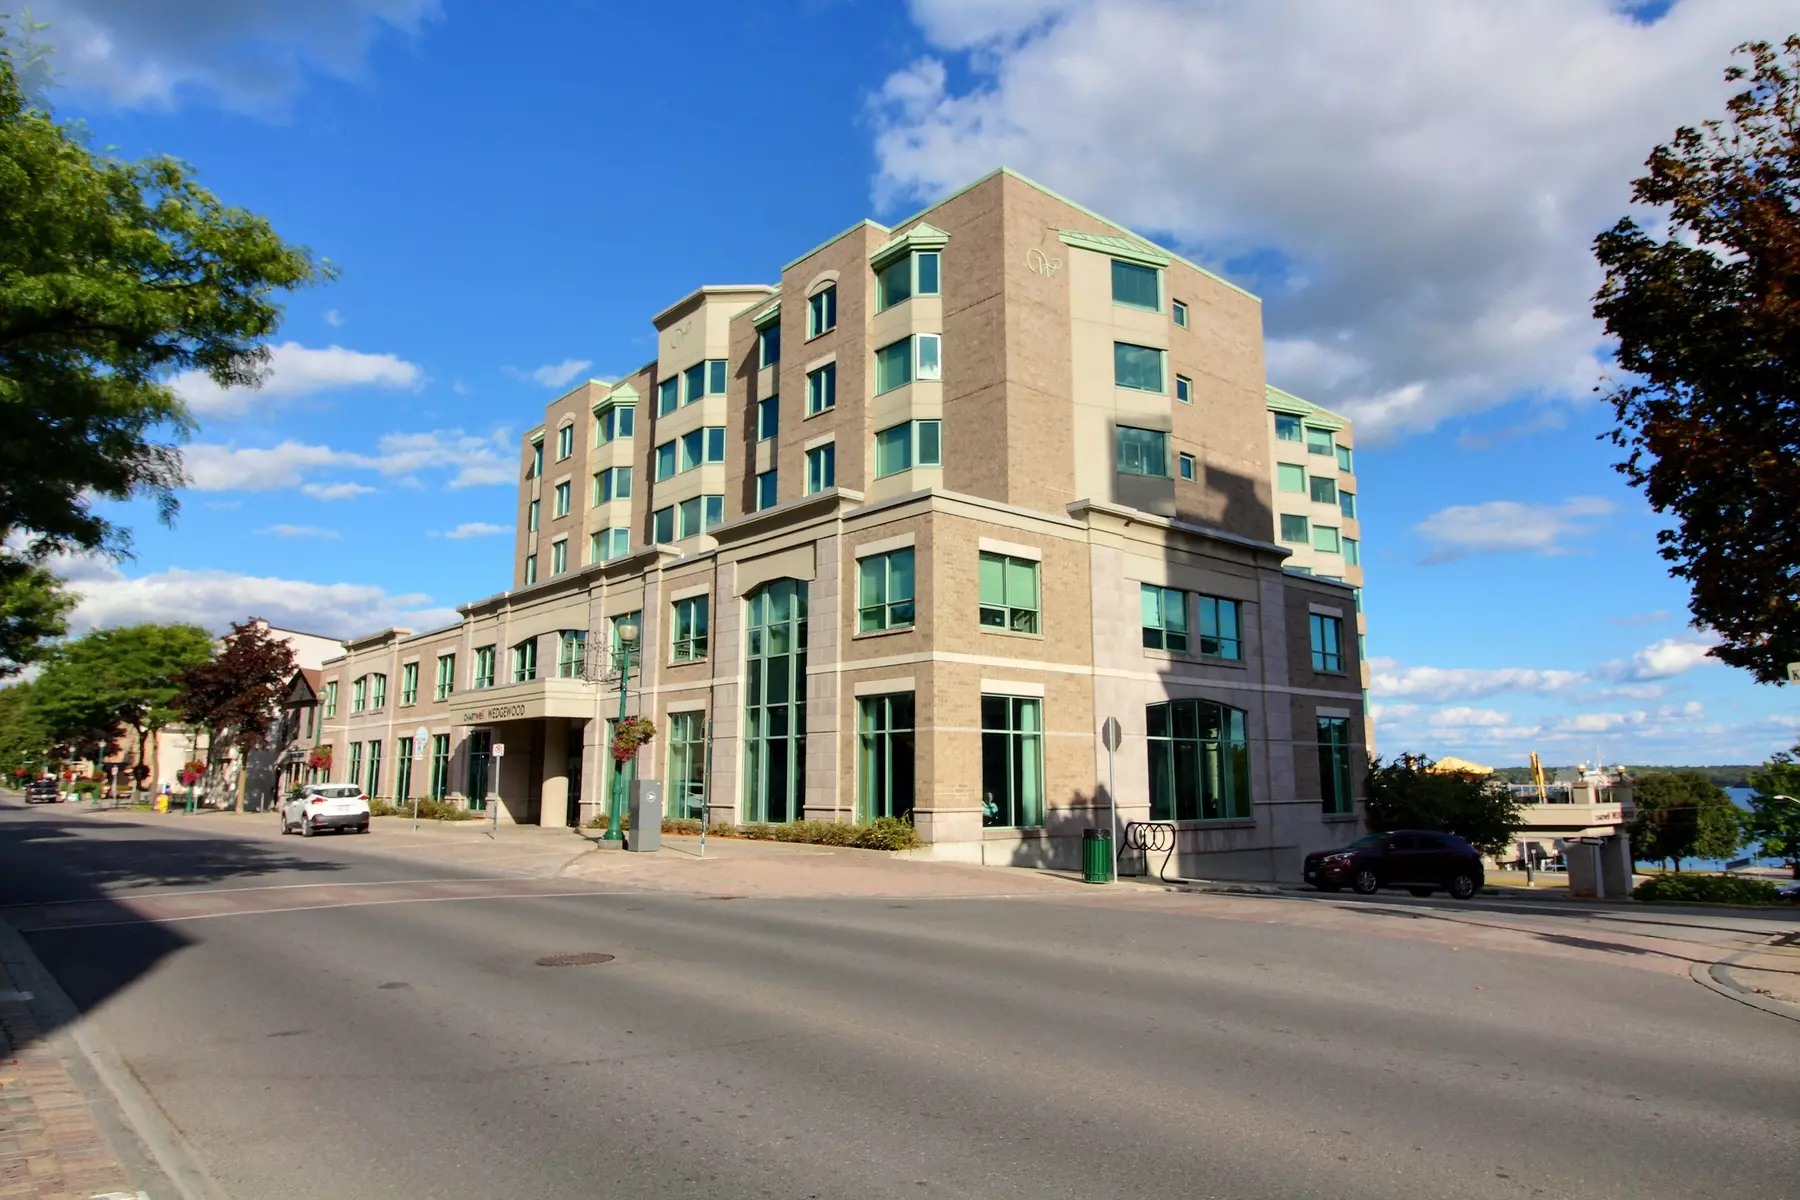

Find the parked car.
[
  {"left": 23, "top": 778, "right": 60, "bottom": 805},
  {"left": 1776, "top": 880, "right": 1800, "bottom": 902},
  {"left": 1304, "top": 830, "right": 1485, "bottom": 899},
  {"left": 280, "top": 783, "right": 371, "bottom": 837}
]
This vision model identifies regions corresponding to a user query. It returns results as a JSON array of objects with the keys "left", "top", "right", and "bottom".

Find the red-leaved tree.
[{"left": 175, "top": 620, "right": 296, "bottom": 811}]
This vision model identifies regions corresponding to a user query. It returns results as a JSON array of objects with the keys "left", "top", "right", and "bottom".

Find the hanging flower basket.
[
  {"left": 306, "top": 748, "right": 333, "bottom": 770},
  {"left": 611, "top": 717, "right": 656, "bottom": 764},
  {"left": 178, "top": 768, "right": 203, "bottom": 787}
]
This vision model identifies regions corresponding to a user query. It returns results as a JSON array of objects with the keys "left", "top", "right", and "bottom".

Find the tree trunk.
[
  {"left": 133, "top": 723, "right": 149, "bottom": 805},
  {"left": 148, "top": 725, "right": 161, "bottom": 801},
  {"left": 234, "top": 739, "right": 247, "bottom": 812}
]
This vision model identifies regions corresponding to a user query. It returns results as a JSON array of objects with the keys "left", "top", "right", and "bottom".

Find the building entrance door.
[
  {"left": 467, "top": 729, "right": 491, "bottom": 812},
  {"left": 566, "top": 725, "right": 584, "bottom": 827}
]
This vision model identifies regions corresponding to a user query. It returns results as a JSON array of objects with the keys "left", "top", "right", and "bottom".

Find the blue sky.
[{"left": 23, "top": 0, "right": 1800, "bottom": 766}]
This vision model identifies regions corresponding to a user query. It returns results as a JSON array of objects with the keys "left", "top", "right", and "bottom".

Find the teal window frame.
[
  {"left": 1319, "top": 716, "right": 1353, "bottom": 815},
  {"left": 758, "top": 323, "right": 781, "bottom": 368},
  {"left": 671, "top": 596, "right": 709, "bottom": 663},
  {"left": 677, "top": 497, "right": 702, "bottom": 539},
  {"left": 978, "top": 551, "right": 1039, "bottom": 634},
  {"left": 512, "top": 637, "right": 538, "bottom": 683},
  {"left": 553, "top": 480, "right": 571, "bottom": 517},
  {"left": 1306, "top": 425, "right": 1335, "bottom": 456},
  {"left": 1310, "top": 613, "right": 1343, "bottom": 673},
  {"left": 1176, "top": 375, "right": 1192, "bottom": 404},
  {"left": 877, "top": 250, "right": 940, "bottom": 312},
  {"left": 756, "top": 470, "right": 778, "bottom": 510},
  {"left": 1141, "top": 584, "right": 1189, "bottom": 653},
  {"left": 367, "top": 740, "right": 382, "bottom": 797},
  {"left": 1312, "top": 525, "right": 1340, "bottom": 554},
  {"left": 874, "top": 423, "right": 911, "bottom": 477},
  {"left": 1110, "top": 259, "right": 1161, "bottom": 311},
  {"left": 429, "top": 734, "right": 450, "bottom": 802},
  {"left": 805, "top": 444, "right": 835, "bottom": 494},
  {"left": 1178, "top": 452, "right": 1196, "bottom": 481},
  {"left": 679, "top": 430, "right": 702, "bottom": 472},
  {"left": 652, "top": 505, "right": 675, "bottom": 543},
  {"left": 875, "top": 334, "right": 941, "bottom": 394},
  {"left": 556, "top": 630, "right": 586, "bottom": 679},
  {"left": 683, "top": 362, "right": 703, "bottom": 406},
  {"left": 323, "top": 680, "right": 337, "bottom": 717},
  {"left": 1274, "top": 414, "right": 1302, "bottom": 442},
  {"left": 1113, "top": 342, "right": 1165, "bottom": 392},
  {"left": 348, "top": 741, "right": 361, "bottom": 788},
  {"left": 1172, "top": 299, "right": 1189, "bottom": 328},
  {"left": 655, "top": 440, "right": 677, "bottom": 480},
  {"left": 524, "top": 554, "right": 537, "bottom": 585},
  {"left": 743, "top": 580, "right": 807, "bottom": 824},
  {"left": 400, "top": 662, "right": 418, "bottom": 706},
  {"left": 371, "top": 672, "right": 387, "bottom": 710},
  {"left": 667, "top": 711, "right": 707, "bottom": 821},
  {"left": 1116, "top": 426, "right": 1168, "bottom": 477},
  {"left": 1198, "top": 596, "right": 1242, "bottom": 661},
  {"left": 757, "top": 395, "right": 779, "bottom": 441},
  {"left": 704, "top": 494, "right": 724, "bottom": 530},
  {"left": 556, "top": 424, "right": 574, "bottom": 461},
  {"left": 807, "top": 362, "right": 836, "bottom": 413},
  {"left": 472, "top": 645, "right": 495, "bottom": 689},
  {"left": 435, "top": 653, "right": 455, "bottom": 701},
  {"left": 658, "top": 378, "right": 678, "bottom": 416},
  {"left": 1336, "top": 444, "right": 1353, "bottom": 473},
  {"left": 807, "top": 286, "right": 837, "bottom": 338},
  {"left": 708, "top": 359, "right": 726, "bottom": 394},
  {"left": 1309, "top": 475, "right": 1337, "bottom": 505},
  {"left": 1277, "top": 463, "right": 1305, "bottom": 493},
  {"left": 352, "top": 675, "right": 366, "bottom": 713},
  {"left": 858, "top": 548, "right": 915, "bottom": 633},
  {"left": 1279, "top": 514, "right": 1309, "bottom": 544},
  {"left": 704, "top": 427, "right": 726, "bottom": 463},
  {"left": 1147, "top": 698, "right": 1251, "bottom": 822},
  {"left": 1339, "top": 490, "right": 1356, "bottom": 519},
  {"left": 858, "top": 693, "right": 915, "bottom": 822},
  {"left": 1344, "top": 537, "right": 1360, "bottom": 566},
  {"left": 550, "top": 538, "right": 567, "bottom": 575},
  {"left": 528, "top": 499, "right": 539, "bottom": 532},
  {"left": 528, "top": 442, "right": 543, "bottom": 478},
  {"left": 595, "top": 466, "right": 632, "bottom": 504},
  {"left": 595, "top": 403, "right": 634, "bottom": 444},
  {"left": 395, "top": 738, "right": 413, "bottom": 803},
  {"left": 981, "top": 695, "right": 1043, "bottom": 829}
]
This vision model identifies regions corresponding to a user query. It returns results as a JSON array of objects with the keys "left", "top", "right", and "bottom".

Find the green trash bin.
[{"left": 1082, "top": 827, "right": 1113, "bottom": 884}]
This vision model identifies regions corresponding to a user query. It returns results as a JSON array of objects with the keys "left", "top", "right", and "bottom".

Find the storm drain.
[{"left": 536, "top": 952, "right": 616, "bottom": 967}]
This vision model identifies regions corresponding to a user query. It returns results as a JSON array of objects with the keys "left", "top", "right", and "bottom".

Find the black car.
[
  {"left": 23, "top": 779, "right": 60, "bottom": 804},
  {"left": 1304, "top": 830, "right": 1485, "bottom": 899}
]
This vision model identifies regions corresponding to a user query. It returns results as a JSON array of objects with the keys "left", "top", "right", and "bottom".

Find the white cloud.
[
  {"left": 510, "top": 359, "right": 594, "bottom": 390},
  {"left": 50, "top": 552, "right": 457, "bottom": 640},
  {"left": 182, "top": 429, "right": 513, "bottom": 494},
  {"left": 171, "top": 342, "right": 422, "bottom": 419},
  {"left": 436, "top": 522, "right": 509, "bottom": 540},
  {"left": 1414, "top": 497, "right": 1613, "bottom": 563},
  {"left": 28, "top": 0, "right": 440, "bottom": 110},
  {"left": 1602, "top": 636, "right": 1719, "bottom": 681},
  {"left": 1558, "top": 711, "right": 1643, "bottom": 734},
  {"left": 183, "top": 441, "right": 356, "bottom": 492},
  {"left": 323, "top": 309, "right": 344, "bottom": 327},
  {"left": 1370, "top": 657, "right": 1587, "bottom": 703},
  {"left": 258, "top": 524, "right": 341, "bottom": 540},
  {"left": 301, "top": 481, "right": 376, "bottom": 501},
  {"left": 1428, "top": 707, "right": 1512, "bottom": 728},
  {"left": 874, "top": 0, "right": 1795, "bottom": 441},
  {"left": 369, "top": 431, "right": 513, "bottom": 488}
]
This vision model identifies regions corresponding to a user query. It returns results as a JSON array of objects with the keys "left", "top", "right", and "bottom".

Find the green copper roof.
[
  {"left": 1266, "top": 384, "right": 1348, "bottom": 431},
  {"left": 1058, "top": 229, "right": 1169, "bottom": 268},
  {"left": 869, "top": 221, "right": 951, "bottom": 269}
]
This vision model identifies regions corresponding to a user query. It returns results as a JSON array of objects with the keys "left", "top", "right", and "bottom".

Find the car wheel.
[
  {"left": 301, "top": 816, "right": 315, "bottom": 838},
  {"left": 1352, "top": 868, "right": 1381, "bottom": 895},
  {"left": 1408, "top": 886, "right": 1434, "bottom": 898},
  {"left": 278, "top": 813, "right": 289, "bottom": 834},
  {"left": 1448, "top": 873, "right": 1479, "bottom": 900}
]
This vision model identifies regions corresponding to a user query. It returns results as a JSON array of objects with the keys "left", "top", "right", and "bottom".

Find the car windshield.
[
  {"left": 310, "top": 785, "right": 363, "bottom": 799},
  {"left": 1345, "top": 833, "right": 1386, "bottom": 849}
]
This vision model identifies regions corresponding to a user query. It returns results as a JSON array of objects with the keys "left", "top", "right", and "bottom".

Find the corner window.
[
  {"left": 591, "top": 527, "right": 629, "bottom": 563},
  {"left": 1198, "top": 596, "right": 1241, "bottom": 660},
  {"left": 978, "top": 551, "right": 1039, "bottom": 634},
  {"left": 1178, "top": 452, "right": 1195, "bottom": 481},
  {"left": 683, "top": 363, "right": 704, "bottom": 406},
  {"left": 1310, "top": 613, "right": 1343, "bottom": 672},
  {"left": 1343, "top": 537, "right": 1360, "bottom": 567},
  {"left": 876, "top": 251, "right": 940, "bottom": 311},
  {"left": 473, "top": 645, "right": 495, "bottom": 689},
  {"left": 757, "top": 395, "right": 779, "bottom": 441},
  {"left": 594, "top": 466, "right": 632, "bottom": 504},
  {"left": 556, "top": 424, "right": 574, "bottom": 461},
  {"left": 1147, "top": 699, "right": 1251, "bottom": 821},
  {"left": 708, "top": 359, "right": 726, "bottom": 395},
  {"left": 528, "top": 499, "right": 539, "bottom": 531},
  {"left": 401, "top": 662, "right": 418, "bottom": 705},
  {"left": 875, "top": 334, "right": 941, "bottom": 394},
  {"left": 1319, "top": 716, "right": 1353, "bottom": 815},
  {"left": 652, "top": 505, "right": 675, "bottom": 543},
  {"left": 873, "top": 419, "right": 942, "bottom": 478},
  {"left": 1306, "top": 426, "right": 1335, "bottom": 456},
  {"left": 435, "top": 653, "right": 455, "bottom": 701},
  {"left": 1279, "top": 514, "right": 1309, "bottom": 545},
  {"left": 671, "top": 596, "right": 709, "bottom": 663},
  {"left": 1113, "top": 342, "right": 1165, "bottom": 392},
  {"left": 704, "top": 427, "right": 726, "bottom": 463},
  {"left": 981, "top": 695, "right": 1044, "bottom": 828},
  {"left": 677, "top": 498, "right": 702, "bottom": 539},
  {"left": 705, "top": 494, "right": 724, "bottom": 530},
  {"left": 680, "top": 430, "right": 703, "bottom": 472},
  {"left": 758, "top": 323, "right": 781, "bottom": 368},
  {"left": 1172, "top": 300, "right": 1189, "bottom": 328},
  {"left": 1336, "top": 444, "right": 1354, "bottom": 473},
  {"left": 553, "top": 480, "right": 571, "bottom": 517},
  {"left": 805, "top": 444, "right": 835, "bottom": 494},
  {"left": 1339, "top": 490, "right": 1356, "bottom": 519},
  {"left": 655, "top": 440, "right": 677, "bottom": 481},
  {"left": 1274, "top": 414, "right": 1302, "bottom": 442},
  {"left": 858, "top": 549, "right": 915, "bottom": 633},
  {"left": 512, "top": 638, "right": 538, "bottom": 683},
  {"left": 524, "top": 554, "right": 538, "bottom": 585},
  {"left": 551, "top": 537, "right": 568, "bottom": 575},
  {"left": 807, "top": 363, "right": 836, "bottom": 414},
  {"left": 756, "top": 470, "right": 778, "bottom": 510},
  {"left": 595, "top": 404, "right": 634, "bottom": 444},
  {"left": 556, "top": 630, "right": 587, "bottom": 679},
  {"left": 1312, "top": 525, "right": 1341, "bottom": 554},
  {"left": 1141, "top": 585, "right": 1188, "bottom": 653},
  {"left": 658, "top": 378, "right": 678, "bottom": 416},
  {"left": 1176, "top": 375, "right": 1192, "bottom": 404},
  {"left": 1116, "top": 426, "right": 1168, "bottom": 477},
  {"left": 1110, "top": 259, "right": 1161, "bottom": 310},
  {"left": 1309, "top": 475, "right": 1337, "bottom": 506},
  {"left": 807, "top": 285, "right": 837, "bottom": 338}
]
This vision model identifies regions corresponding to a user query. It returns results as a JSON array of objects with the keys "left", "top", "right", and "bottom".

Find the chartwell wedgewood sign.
[{"left": 459, "top": 700, "right": 532, "bottom": 725}]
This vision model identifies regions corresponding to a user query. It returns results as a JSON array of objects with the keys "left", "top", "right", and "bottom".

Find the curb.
[{"left": 1689, "top": 943, "right": 1800, "bottom": 1024}]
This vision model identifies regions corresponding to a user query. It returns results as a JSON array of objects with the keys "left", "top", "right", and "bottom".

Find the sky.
[{"left": 15, "top": 0, "right": 1800, "bottom": 766}]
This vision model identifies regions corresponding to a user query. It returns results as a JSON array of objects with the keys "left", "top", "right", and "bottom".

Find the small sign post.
[
  {"left": 490, "top": 743, "right": 506, "bottom": 839},
  {"left": 1788, "top": 662, "right": 1800, "bottom": 685},
  {"left": 1100, "top": 717, "right": 1123, "bottom": 882},
  {"left": 411, "top": 726, "right": 428, "bottom": 831}
]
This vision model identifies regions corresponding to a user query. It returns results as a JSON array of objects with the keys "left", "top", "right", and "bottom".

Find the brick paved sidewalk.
[{"left": 0, "top": 961, "right": 137, "bottom": 1200}]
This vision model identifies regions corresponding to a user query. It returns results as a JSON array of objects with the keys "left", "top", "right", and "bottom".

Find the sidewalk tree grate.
[{"left": 536, "top": 952, "right": 615, "bottom": 967}]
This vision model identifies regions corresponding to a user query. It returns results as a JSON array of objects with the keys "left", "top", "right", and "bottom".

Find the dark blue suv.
[{"left": 1304, "top": 830, "right": 1485, "bottom": 899}]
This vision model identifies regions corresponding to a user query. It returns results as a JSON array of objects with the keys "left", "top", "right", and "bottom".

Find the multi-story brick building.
[{"left": 316, "top": 169, "right": 1367, "bottom": 881}]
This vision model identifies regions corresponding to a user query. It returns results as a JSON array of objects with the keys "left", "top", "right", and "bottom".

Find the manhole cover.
[{"left": 535, "top": 952, "right": 616, "bottom": 967}]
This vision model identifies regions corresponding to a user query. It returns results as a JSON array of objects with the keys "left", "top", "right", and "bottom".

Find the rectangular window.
[
  {"left": 858, "top": 548, "right": 915, "bottom": 633},
  {"left": 683, "top": 362, "right": 703, "bottom": 406},
  {"left": 981, "top": 695, "right": 1044, "bottom": 828},
  {"left": 371, "top": 673, "right": 387, "bottom": 709},
  {"left": 1178, "top": 452, "right": 1196, "bottom": 481},
  {"left": 429, "top": 734, "right": 450, "bottom": 802},
  {"left": 1277, "top": 463, "right": 1306, "bottom": 493},
  {"left": 551, "top": 538, "right": 568, "bottom": 574},
  {"left": 917, "top": 419, "right": 942, "bottom": 466},
  {"left": 1176, "top": 375, "right": 1192, "bottom": 404},
  {"left": 655, "top": 440, "right": 677, "bottom": 480},
  {"left": 671, "top": 596, "right": 709, "bottom": 662},
  {"left": 1172, "top": 299, "right": 1189, "bottom": 328},
  {"left": 708, "top": 359, "right": 726, "bottom": 395},
  {"left": 807, "top": 286, "right": 836, "bottom": 337},
  {"left": 858, "top": 693, "right": 915, "bottom": 822},
  {"left": 805, "top": 444, "right": 835, "bottom": 494},
  {"left": 1319, "top": 716, "right": 1353, "bottom": 815},
  {"left": 1343, "top": 537, "right": 1360, "bottom": 566},
  {"left": 527, "top": 499, "right": 539, "bottom": 532},
  {"left": 874, "top": 423, "right": 912, "bottom": 478},
  {"left": 323, "top": 681, "right": 337, "bottom": 717},
  {"left": 658, "top": 377, "right": 678, "bottom": 416},
  {"left": 1336, "top": 444, "right": 1354, "bottom": 473},
  {"left": 916, "top": 333, "right": 941, "bottom": 381},
  {"left": 758, "top": 323, "right": 780, "bottom": 368},
  {"left": 395, "top": 737, "right": 412, "bottom": 803},
  {"left": 679, "top": 430, "right": 702, "bottom": 472},
  {"left": 400, "top": 662, "right": 418, "bottom": 706},
  {"left": 704, "top": 426, "right": 726, "bottom": 463},
  {"left": 556, "top": 424, "right": 573, "bottom": 461},
  {"left": 528, "top": 442, "right": 543, "bottom": 478},
  {"left": 978, "top": 551, "right": 1040, "bottom": 634},
  {"left": 352, "top": 676, "right": 366, "bottom": 713},
  {"left": 1275, "top": 413, "right": 1303, "bottom": 442},
  {"left": 1141, "top": 584, "right": 1189, "bottom": 653},
  {"left": 553, "top": 480, "right": 571, "bottom": 517},
  {"left": 1339, "top": 490, "right": 1356, "bottom": 519},
  {"left": 473, "top": 645, "right": 495, "bottom": 689},
  {"left": 348, "top": 741, "right": 361, "bottom": 788},
  {"left": 1116, "top": 426, "right": 1168, "bottom": 477},
  {"left": 591, "top": 527, "right": 629, "bottom": 563},
  {"left": 1279, "top": 514, "right": 1309, "bottom": 544},
  {"left": 757, "top": 396, "right": 779, "bottom": 441},
  {"left": 807, "top": 363, "right": 836, "bottom": 414},
  {"left": 875, "top": 338, "right": 911, "bottom": 394},
  {"left": 750, "top": 470, "right": 776, "bottom": 512},
  {"left": 1309, "top": 475, "right": 1337, "bottom": 506},
  {"left": 1312, "top": 525, "right": 1341, "bottom": 554},
  {"left": 556, "top": 630, "right": 586, "bottom": 679},
  {"left": 594, "top": 466, "right": 631, "bottom": 504},
  {"left": 595, "top": 404, "right": 634, "bottom": 444},
  {"left": 524, "top": 554, "right": 538, "bottom": 585},
  {"left": 1146, "top": 699, "right": 1251, "bottom": 821},
  {"left": 1310, "top": 613, "right": 1343, "bottom": 672},
  {"left": 512, "top": 638, "right": 538, "bottom": 683},
  {"left": 1111, "top": 259, "right": 1161, "bottom": 310},
  {"left": 667, "top": 710, "right": 708, "bottom": 821},
  {"left": 677, "top": 497, "right": 702, "bottom": 539},
  {"left": 877, "top": 251, "right": 941, "bottom": 312},
  {"left": 1198, "top": 596, "right": 1241, "bottom": 660},
  {"left": 1306, "top": 425, "right": 1335, "bottom": 456},
  {"left": 1113, "top": 342, "right": 1165, "bottom": 392},
  {"left": 703, "top": 494, "right": 724, "bottom": 530},
  {"left": 435, "top": 654, "right": 455, "bottom": 701},
  {"left": 653, "top": 505, "right": 675, "bottom": 544}
]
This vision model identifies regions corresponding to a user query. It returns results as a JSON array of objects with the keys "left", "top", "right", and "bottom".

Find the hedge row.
[{"left": 1631, "top": 873, "right": 1787, "bottom": 906}]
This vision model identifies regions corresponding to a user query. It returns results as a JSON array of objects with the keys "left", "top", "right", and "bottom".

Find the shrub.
[
  {"left": 599, "top": 814, "right": 927, "bottom": 851},
  {"left": 369, "top": 796, "right": 477, "bottom": 821},
  {"left": 1631, "top": 873, "right": 1785, "bottom": 906}
]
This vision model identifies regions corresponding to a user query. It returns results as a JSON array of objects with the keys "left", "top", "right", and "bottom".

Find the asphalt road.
[{"left": 2, "top": 801, "right": 1796, "bottom": 1200}]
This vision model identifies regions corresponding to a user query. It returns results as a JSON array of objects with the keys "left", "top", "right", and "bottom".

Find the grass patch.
[{"left": 1631, "top": 873, "right": 1787, "bottom": 906}]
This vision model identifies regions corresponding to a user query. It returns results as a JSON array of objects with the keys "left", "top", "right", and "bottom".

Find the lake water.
[{"left": 1675, "top": 787, "right": 1786, "bottom": 872}]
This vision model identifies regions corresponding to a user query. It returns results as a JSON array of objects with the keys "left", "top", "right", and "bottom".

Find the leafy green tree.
[
  {"left": 0, "top": 560, "right": 71, "bottom": 676},
  {"left": 1747, "top": 748, "right": 1800, "bottom": 878},
  {"left": 0, "top": 680, "right": 50, "bottom": 780},
  {"left": 32, "top": 623, "right": 214, "bottom": 792},
  {"left": 175, "top": 621, "right": 295, "bottom": 811},
  {"left": 0, "top": 44, "right": 328, "bottom": 560},
  {"left": 1364, "top": 754, "right": 1524, "bottom": 858},
  {"left": 1591, "top": 37, "right": 1800, "bottom": 683},
  {"left": 1627, "top": 771, "right": 1744, "bottom": 871}
]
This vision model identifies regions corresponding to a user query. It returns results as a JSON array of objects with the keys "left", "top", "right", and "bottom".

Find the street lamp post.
[{"left": 602, "top": 619, "right": 640, "bottom": 843}]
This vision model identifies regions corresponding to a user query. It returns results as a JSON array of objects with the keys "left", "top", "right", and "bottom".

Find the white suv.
[{"left": 281, "top": 783, "right": 371, "bottom": 837}]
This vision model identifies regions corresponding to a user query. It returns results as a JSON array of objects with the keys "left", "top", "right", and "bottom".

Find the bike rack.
[{"left": 1122, "top": 820, "right": 1178, "bottom": 883}]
